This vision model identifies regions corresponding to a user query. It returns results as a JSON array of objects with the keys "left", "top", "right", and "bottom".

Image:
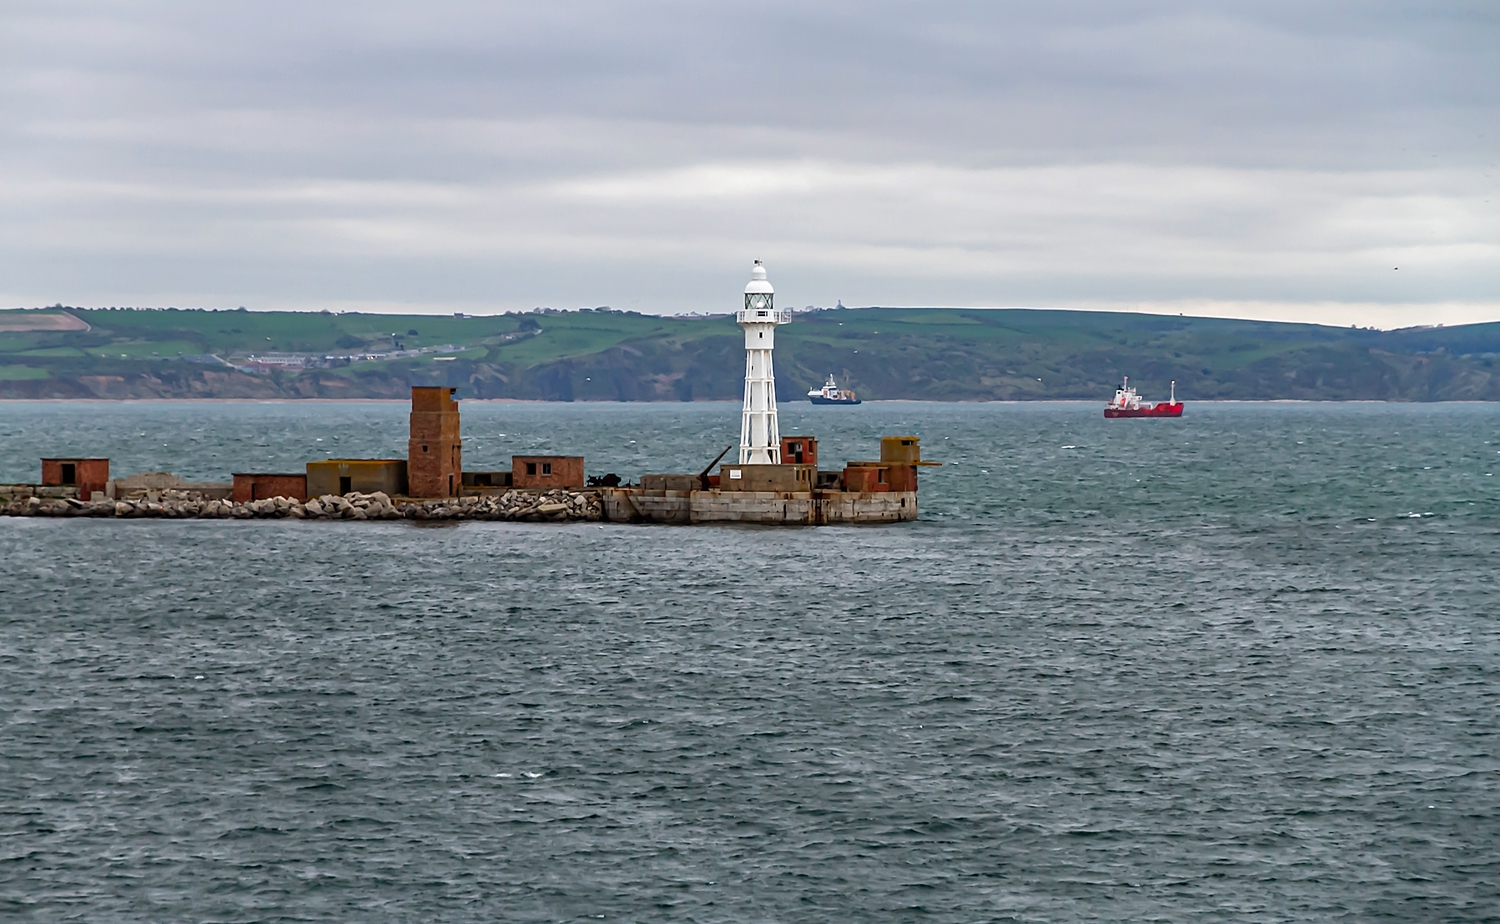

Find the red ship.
[{"left": 1104, "top": 377, "right": 1183, "bottom": 418}]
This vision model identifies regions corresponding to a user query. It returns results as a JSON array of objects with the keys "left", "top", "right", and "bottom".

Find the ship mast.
[{"left": 738, "top": 260, "right": 790, "bottom": 464}]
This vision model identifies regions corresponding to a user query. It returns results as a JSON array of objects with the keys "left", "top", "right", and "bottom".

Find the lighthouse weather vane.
[{"left": 737, "top": 260, "right": 791, "bottom": 464}]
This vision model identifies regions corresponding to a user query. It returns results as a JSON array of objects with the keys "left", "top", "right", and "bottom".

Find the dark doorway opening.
[
  {"left": 60, "top": 463, "right": 76, "bottom": 484},
  {"left": 339, "top": 476, "right": 352, "bottom": 494}
]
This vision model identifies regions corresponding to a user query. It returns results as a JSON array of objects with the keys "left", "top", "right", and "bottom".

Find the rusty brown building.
[
  {"left": 41, "top": 458, "right": 109, "bottom": 500},
  {"left": 511, "top": 455, "right": 585, "bottom": 490},
  {"left": 780, "top": 435, "right": 818, "bottom": 466},
  {"left": 841, "top": 463, "right": 917, "bottom": 493},
  {"left": 839, "top": 435, "right": 929, "bottom": 493},
  {"left": 409, "top": 386, "right": 462, "bottom": 498}
]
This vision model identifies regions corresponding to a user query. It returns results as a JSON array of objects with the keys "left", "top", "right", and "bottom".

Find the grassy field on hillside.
[{"left": 1, "top": 305, "right": 1496, "bottom": 401}]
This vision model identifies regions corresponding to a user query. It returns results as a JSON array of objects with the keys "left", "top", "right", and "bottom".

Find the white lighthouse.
[{"left": 738, "top": 260, "right": 791, "bottom": 464}]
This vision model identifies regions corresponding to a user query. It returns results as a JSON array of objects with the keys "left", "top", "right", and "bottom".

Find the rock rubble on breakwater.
[{"left": 1, "top": 489, "right": 604, "bottom": 522}]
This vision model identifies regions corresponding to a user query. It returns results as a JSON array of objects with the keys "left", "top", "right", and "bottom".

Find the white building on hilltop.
[{"left": 738, "top": 260, "right": 791, "bottom": 464}]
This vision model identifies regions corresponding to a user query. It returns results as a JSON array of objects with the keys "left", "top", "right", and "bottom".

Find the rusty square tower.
[{"left": 408, "top": 386, "right": 462, "bottom": 497}]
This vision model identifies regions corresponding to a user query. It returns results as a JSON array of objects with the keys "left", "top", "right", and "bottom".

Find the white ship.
[{"left": 808, "top": 374, "right": 861, "bottom": 405}]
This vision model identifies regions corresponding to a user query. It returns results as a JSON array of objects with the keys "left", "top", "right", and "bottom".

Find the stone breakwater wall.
[{"left": 1, "top": 489, "right": 604, "bottom": 522}]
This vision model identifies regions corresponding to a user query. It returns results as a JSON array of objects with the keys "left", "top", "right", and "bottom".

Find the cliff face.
[
  {"left": 5, "top": 350, "right": 1495, "bottom": 402},
  {"left": 2, "top": 306, "right": 1498, "bottom": 401}
]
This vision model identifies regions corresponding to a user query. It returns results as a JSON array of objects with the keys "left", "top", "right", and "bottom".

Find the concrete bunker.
[
  {"left": 306, "top": 459, "right": 408, "bottom": 498},
  {"left": 233, "top": 473, "right": 308, "bottom": 503}
]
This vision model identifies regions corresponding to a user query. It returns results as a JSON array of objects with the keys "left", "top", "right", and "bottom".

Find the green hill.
[{"left": 2, "top": 304, "right": 1497, "bottom": 401}]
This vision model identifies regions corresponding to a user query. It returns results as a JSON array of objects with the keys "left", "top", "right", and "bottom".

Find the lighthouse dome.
[{"left": 745, "top": 259, "right": 774, "bottom": 295}]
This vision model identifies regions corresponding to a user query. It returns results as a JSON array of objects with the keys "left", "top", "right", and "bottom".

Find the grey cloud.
[{"left": 1, "top": 1, "right": 1496, "bottom": 321}]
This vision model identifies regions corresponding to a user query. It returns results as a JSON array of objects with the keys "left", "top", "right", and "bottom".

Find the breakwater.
[
  {"left": 7, "top": 384, "right": 933, "bottom": 526},
  {"left": 2, "top": 488, "right": 604, "bottom": 522}
]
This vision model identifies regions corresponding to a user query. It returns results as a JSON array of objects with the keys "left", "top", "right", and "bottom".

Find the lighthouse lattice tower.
[{"left": 738, "top": 260, "right": 791, "bottom": 464}]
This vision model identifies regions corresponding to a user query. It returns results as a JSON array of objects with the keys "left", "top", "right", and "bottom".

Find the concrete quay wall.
[
  {"left": 819, "top": 490, "right": 917, "bottom": 524},
  {"left": 602, "top": 488, "right": 917, "bottom": 525},
  {"left": 1, "top": 483, "right": 81, "bottom": 500}
]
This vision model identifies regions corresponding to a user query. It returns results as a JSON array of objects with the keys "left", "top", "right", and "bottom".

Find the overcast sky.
[{"left": 3, "top": 1, "right": 1496, "bottom": 325}]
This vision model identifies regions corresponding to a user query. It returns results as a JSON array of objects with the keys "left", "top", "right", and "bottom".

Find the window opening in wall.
[
  {"left": 339, "top": 476, "right": 352, "bottom": 494},
  {"left": 526, "top": 462, "right": 537, "bottom": 475},
  {"left": 422, "top": 444, "right": 428, "bottom": 452},
  {"left": 542, "top": 462, "right": 552, "bottom": 476},
  {"left": 60, "top": 463, "right": 76, "bottom": 484}
]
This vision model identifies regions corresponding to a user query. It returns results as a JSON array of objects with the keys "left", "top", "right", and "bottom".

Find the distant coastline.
[{"left": 3, "top": 305, "right": 1497, "bottom": 402}]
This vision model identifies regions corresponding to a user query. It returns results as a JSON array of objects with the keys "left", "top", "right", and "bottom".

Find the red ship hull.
[{"left": 1104, "top": 402, "right": 1183, "bottom": 418}]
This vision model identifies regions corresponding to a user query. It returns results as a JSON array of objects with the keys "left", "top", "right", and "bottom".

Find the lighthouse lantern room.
[{"left": 738, "top": 260, "right": 791, "bottom": 464}]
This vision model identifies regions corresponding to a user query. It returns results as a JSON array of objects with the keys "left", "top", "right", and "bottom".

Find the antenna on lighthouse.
[{"left": 738, "top": 260, "right": 790, "bottom": 464}]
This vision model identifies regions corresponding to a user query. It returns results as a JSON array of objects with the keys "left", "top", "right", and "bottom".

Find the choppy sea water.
[{"left": 2, "top": 400, "right": 1498, "bottom": 922}]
